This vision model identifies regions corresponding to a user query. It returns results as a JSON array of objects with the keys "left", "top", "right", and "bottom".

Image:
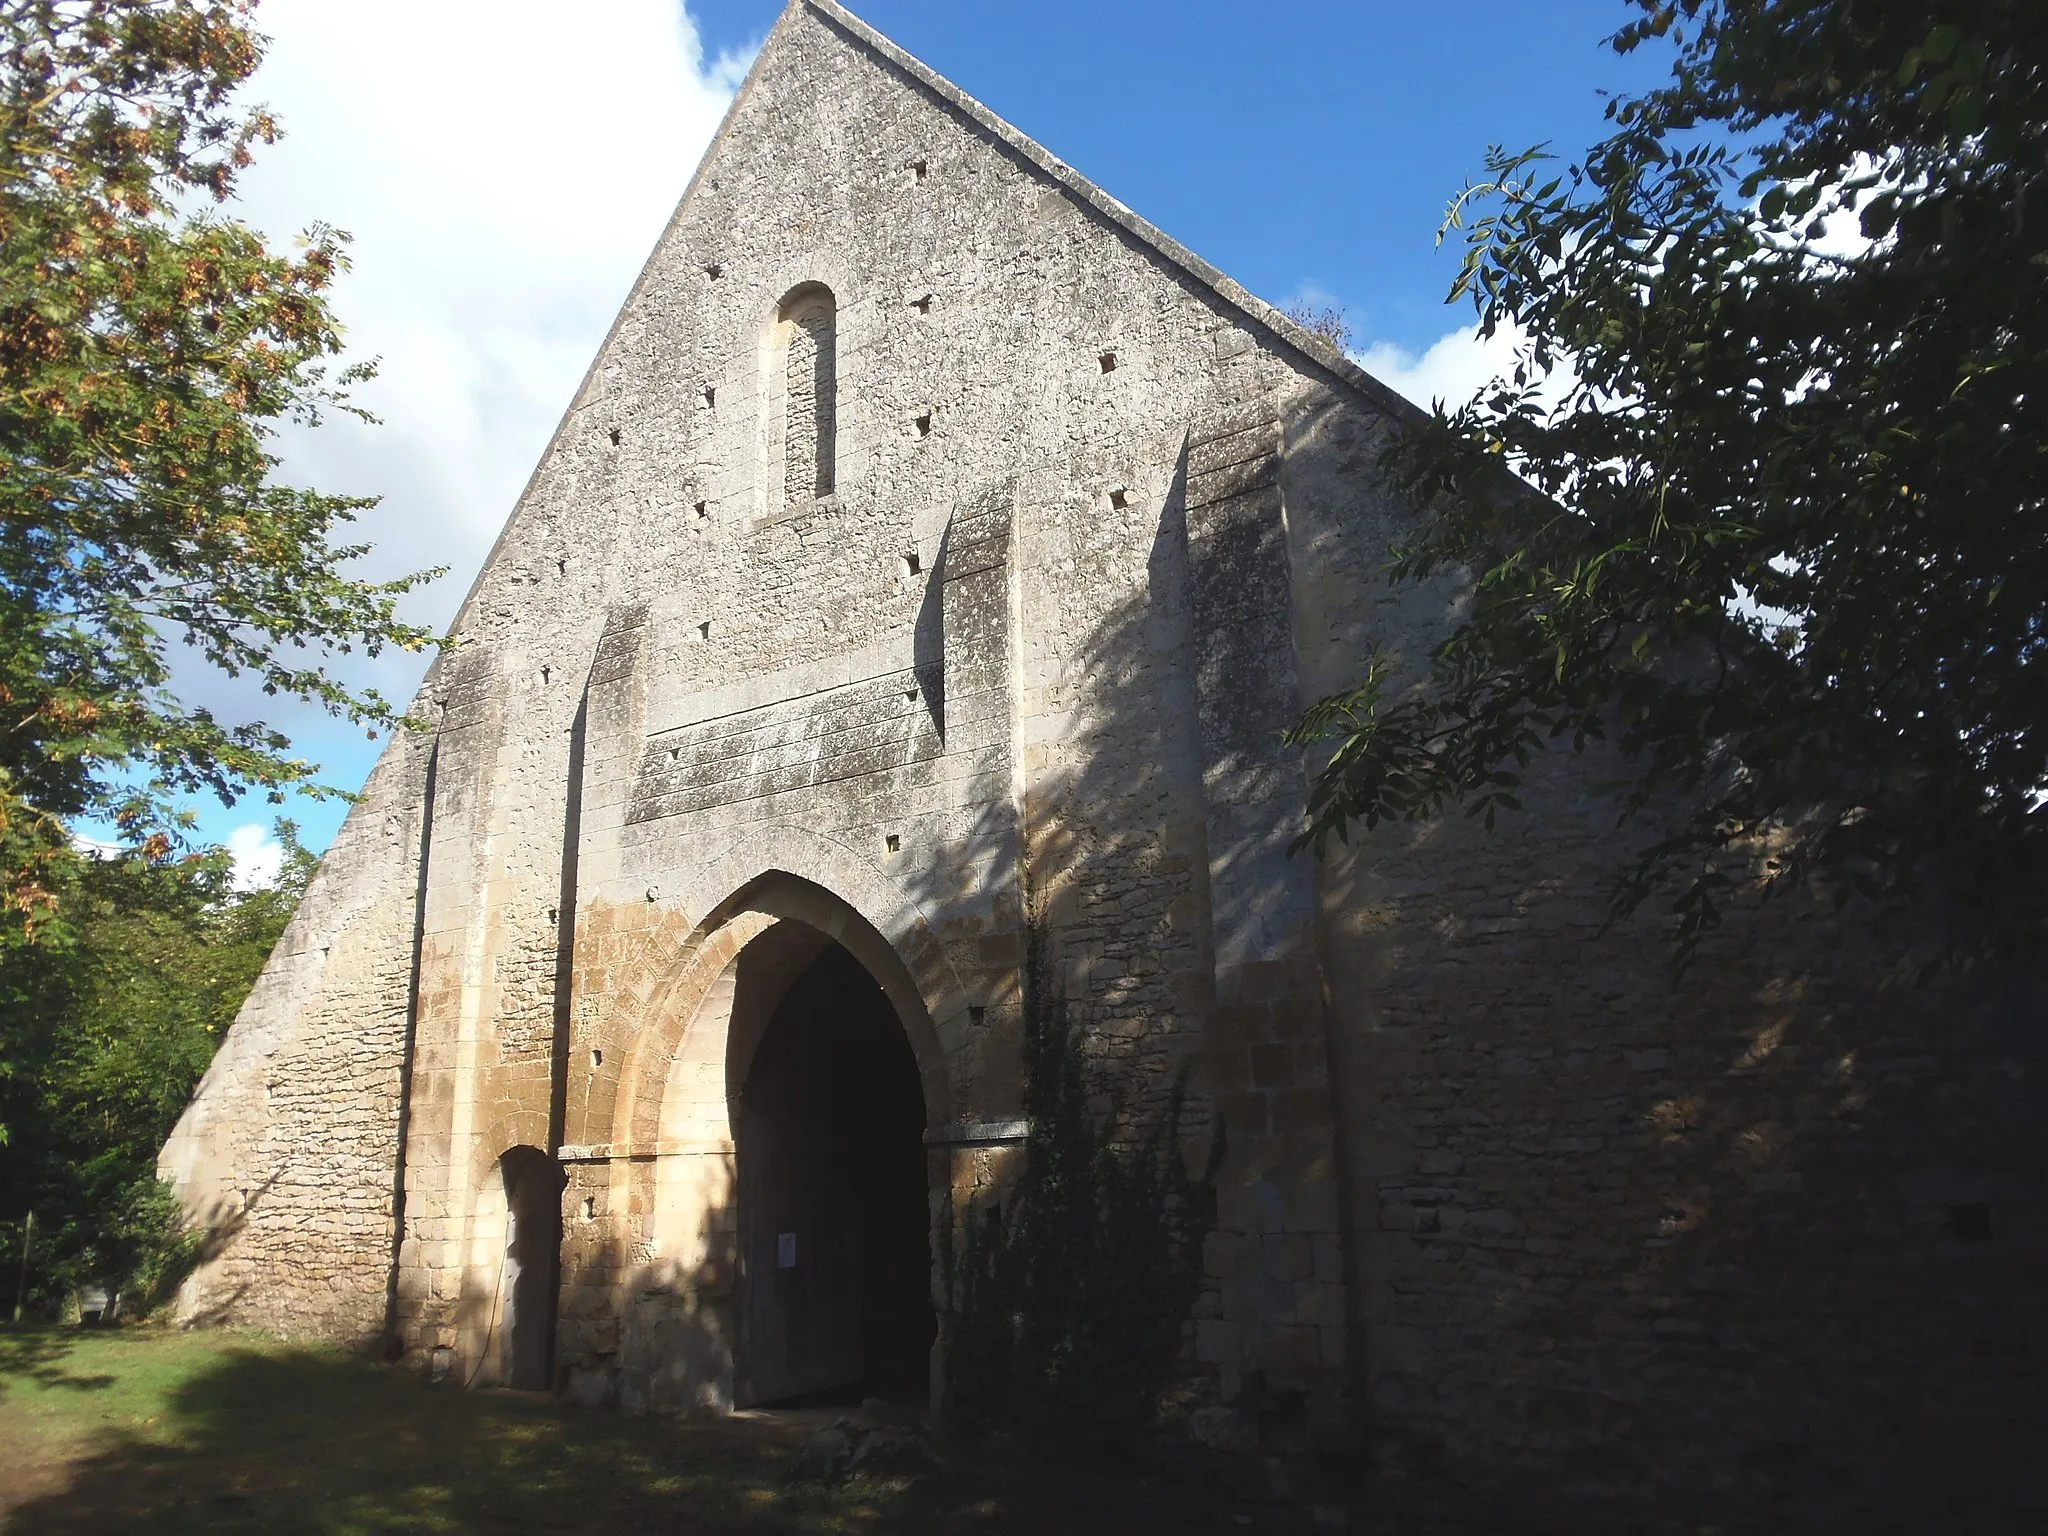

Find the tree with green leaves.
[
  {"left": 0, "top": 0, "right": 438, "bottom": 933},
  {"left": 0, "top": 822, "right": 315, "bottom": 1315},
  {"left": 1291, "top": 0, "right": 2047, "bottom": 976}
]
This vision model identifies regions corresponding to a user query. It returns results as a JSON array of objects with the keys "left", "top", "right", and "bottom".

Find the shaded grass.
[{"left": 0, "top": 1326, "right": 1254, "bottom": 1534}]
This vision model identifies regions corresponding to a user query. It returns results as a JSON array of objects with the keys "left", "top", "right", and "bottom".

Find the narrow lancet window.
[{"left": 782, "top": 286, "right": 836, "bottom": 505}]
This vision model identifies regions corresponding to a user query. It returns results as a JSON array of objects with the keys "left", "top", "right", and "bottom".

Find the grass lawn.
[{"left": 0, "top": 1325, "right": 1259, "bottom": 1533}]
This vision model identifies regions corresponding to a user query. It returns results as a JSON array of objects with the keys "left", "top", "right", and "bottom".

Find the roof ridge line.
[{"left": 804, "top": 0, "right": 1424, "bottom": 425}]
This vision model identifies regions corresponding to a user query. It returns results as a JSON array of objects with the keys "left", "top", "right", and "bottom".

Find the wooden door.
[{"left": 736, "top": 991, "right": 862, "bottom": 1404}]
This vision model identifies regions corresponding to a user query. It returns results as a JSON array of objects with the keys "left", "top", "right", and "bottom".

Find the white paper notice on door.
[{"left": 776, "top": 1231, "right": 797, "bottom": 1269}]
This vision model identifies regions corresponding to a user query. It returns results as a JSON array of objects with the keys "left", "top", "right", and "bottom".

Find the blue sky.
[
  {"left": 126, "top": 0, "right": 1668, "bottom": 880},
  {"left": 688, "top": 0, "right": 1660, "bottom": 355}
]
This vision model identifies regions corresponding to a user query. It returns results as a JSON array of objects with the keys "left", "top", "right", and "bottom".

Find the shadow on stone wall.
[
  {"left": 878, "top": 432, "right": 2048, "bottom": 1527},
  {"left": 168, "top": 1170, "right": 283, "bottom": 1333},
  {"left": 1308, "top": 740, "right": 2048, "bottom": 1526},
  {"left": 557, "top": 1151, "right": 742, "bottom": 1417}
]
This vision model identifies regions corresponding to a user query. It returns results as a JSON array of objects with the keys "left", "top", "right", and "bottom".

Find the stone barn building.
[{"left": 162, "top": 1, "right": 2042, "bottom": 1526}]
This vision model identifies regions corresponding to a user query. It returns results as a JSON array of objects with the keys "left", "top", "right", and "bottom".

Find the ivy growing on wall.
[{"left": 941, "top": 930, "right": 1222, "bottom": 1459}]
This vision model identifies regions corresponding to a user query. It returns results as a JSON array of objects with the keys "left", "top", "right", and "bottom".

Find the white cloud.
[
  {"left": 178, "top": 1, "right": 754, "bottom": 735},
  {"left": 1353, "top": 321, "right": 1528, "bottom": 415},
  {"left": 226, "top": 823, "right": 285, "bottom": 892}
]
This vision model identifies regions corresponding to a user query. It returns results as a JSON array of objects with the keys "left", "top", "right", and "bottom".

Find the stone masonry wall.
[
  {"left": 1280, "top": 380, "right": 2047, "bottom": 1529},
  {"left": 161, "top": 3, "right": 2043, "bottom": 1526},
  {"left": 157, "top": 726, "right": 434, "bottom": 1340}
]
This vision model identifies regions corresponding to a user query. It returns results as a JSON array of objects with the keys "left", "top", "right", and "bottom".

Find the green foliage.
[
  {"left": 941, "top": 934, "right": 1221, "bottom": 1459},
  {"left": 0, "top": 822, "right": 310, "bottom": 1314},
  {"left": 0, "top": 0, "right": 441, "bottom": 932},
  {"left": 1290, "top": 1, "right": 2048, "bottom": 975},
  {"left": 1283, "top": 301, "right": 1354, "bottom": 354}
]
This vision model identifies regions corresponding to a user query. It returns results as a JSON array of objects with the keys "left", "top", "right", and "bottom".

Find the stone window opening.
[
  {"left": 913, "top": 411, "right": 932, "bottom": 438},
  {"left": 911, "top": 156, "right": 928, "bottom": 182},
  {"left": 607, "top": 425, "right": 622, "bottom": 446},
  {"left": 773, "top": 284, "right": 837, "bottom": 509},
  {"left": 901, "top": 551, "right": 921, "bottom": 578},
  {"left": 1099, "top": 350, "right": 1118, "bottom": 373},
  {"left": 912, "top": 293, "right": 933, "bottom": 315}
]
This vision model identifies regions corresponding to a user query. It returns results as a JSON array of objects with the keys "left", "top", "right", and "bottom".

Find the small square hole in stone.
[
  {"left": 902, "top": 551, "right": 921, "bottom": 577},
  {"left": 885, "top": 834, "right": 901, "bottom": 855},
  {"left": 704, "top": 262, "right": 723, "bottom": 279},
  {"left": 607, "top": 425, "right": 622, "bottom": 446},
  {"left": 590, "top": 1048, "right": 603, "bottom": 1070},
  {"left": 905, "top": 687, "right": 918, "bottom": 704},
  {"left": 969, "top": 1005, "right": 986, "bottom": 1027},
  {"left": 539, "top": 665, "right": 552, "bottom": 685},
  {"left": 1948, "top": 1203, "right": 1994, "bottom": 1242},
  {"left": 912, "top": 293, "right": 933, "bottom": 315},
  {"left": 546, "top": 907, "right": 558, "bottom": 925},
  {"left": 697, "top": 620, "right": 712, "bottom": 641},
  {"left": 1109, "top": 487, "right": 1130, "bottom": 510},
  {"left": 1099, "top": 351, "right": 1117, "bottom": 373},
  {"left": 669, "top": 746, "right": 680, "bottom": 761},
  {"left": 912, "top": 157, "right": 928, "bottom": 181},
  {"left": 581, "top": 1197, "right": 596, "bottom": 1221},
  {"left": 694, "top": 500, "right": 709, "bottom": 520},
  {"left": 703, "top": 386, "right": 716, "bottom": 408},
  {"left": 914, "top": 412, "right": 932, "bottom": 437}
]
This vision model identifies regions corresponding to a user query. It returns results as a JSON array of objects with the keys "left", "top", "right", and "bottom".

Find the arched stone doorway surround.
[
  {"left": 556, "top": 825, "right": 971, "bottom": 1413},
  {"left": 452, "top": 1107, "right": 556, "bottom": 1389}
]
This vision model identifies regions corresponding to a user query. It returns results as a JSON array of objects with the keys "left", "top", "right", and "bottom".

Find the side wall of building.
[{"left": 1280, "top": 378, "right": 2048, "bottom": 1527}]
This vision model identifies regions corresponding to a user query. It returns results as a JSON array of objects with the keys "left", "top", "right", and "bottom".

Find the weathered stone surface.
[{"left": 159, "top": 2, "right": 2044, "bottom": 1528}]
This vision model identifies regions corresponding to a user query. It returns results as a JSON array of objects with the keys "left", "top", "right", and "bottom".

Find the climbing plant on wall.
[{"left": 941, "top": 930, "right": 1222, "bottom": 1459}]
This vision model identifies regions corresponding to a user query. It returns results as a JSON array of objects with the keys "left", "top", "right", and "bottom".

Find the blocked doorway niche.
[
  {"left": 734, "top": 944, "right": 932, "bottom": 1406},
  {"left": 497, "top": 1145, "right": 565, "bottom": 1390}
]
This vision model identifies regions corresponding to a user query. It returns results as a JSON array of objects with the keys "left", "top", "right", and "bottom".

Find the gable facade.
[{"left": 160, "top": 3, "right": 2042, "bottom": 1524}]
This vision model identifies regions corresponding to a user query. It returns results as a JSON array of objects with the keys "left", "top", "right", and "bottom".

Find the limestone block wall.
[
  {"left": 1279, "top": 380, "right": 2047, "bottom": 1525},
  {"left": 157, "top": 726, "right": 434, "bottom": 1340}
]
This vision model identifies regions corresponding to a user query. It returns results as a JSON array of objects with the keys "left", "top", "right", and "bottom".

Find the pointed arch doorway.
[{"left": 733, "top": 941, "right": 933, "bottom": 1405}]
